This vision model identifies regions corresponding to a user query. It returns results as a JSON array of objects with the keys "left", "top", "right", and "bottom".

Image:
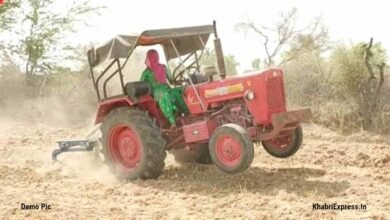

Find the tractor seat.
[
  {"left": 187, "top": 66, "right": 218, "bottom": 85},
  {"left": 189, "top": 73, "right": 208, "bottom": 84},
  {"left": 124, "top": 81, "right": 151, "bottom": 100}
]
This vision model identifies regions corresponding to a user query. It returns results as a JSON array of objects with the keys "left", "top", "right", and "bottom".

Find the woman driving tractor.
[{"left": 140, "top": 49, "right": 188, "bottom": 127}]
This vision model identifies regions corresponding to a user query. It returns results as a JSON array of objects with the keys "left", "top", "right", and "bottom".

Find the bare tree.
[
  {"left": 235, "top": 8, "right": 328, "bottom": 67},
  {"left": 360, "top": 37, "right": 386, "bottom": 129}
]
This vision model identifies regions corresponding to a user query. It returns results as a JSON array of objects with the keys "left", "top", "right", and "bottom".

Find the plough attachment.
[
  {"left": 52, "top": 139, "right": 99, "bottom": 160},
  {"left": 52, "top": 125, "right": 101, "bottom": 161}
]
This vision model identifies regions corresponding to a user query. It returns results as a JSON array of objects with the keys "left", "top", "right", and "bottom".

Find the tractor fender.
[{"left": 94, "top": 96, "right": 154, "bottom": 124}]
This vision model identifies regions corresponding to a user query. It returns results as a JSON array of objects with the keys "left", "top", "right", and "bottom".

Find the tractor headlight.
[{"left": 245, "top": 90, "right": 255, "bottom": 101}]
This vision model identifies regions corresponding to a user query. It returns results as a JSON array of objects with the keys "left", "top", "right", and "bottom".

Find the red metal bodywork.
[
  {"left": 182, "top": 119, "right": 219, "bottom": 143},
  {"left": 94, "top": 68, "right": 311, "bottom": 147},
  {"left": 184, "top": 69, "right": 286, "bottom": 125}
]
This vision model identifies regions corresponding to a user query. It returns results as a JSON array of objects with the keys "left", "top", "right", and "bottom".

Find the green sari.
[{"left": 141, "top": 67, "right": 188, "bottom": 126}]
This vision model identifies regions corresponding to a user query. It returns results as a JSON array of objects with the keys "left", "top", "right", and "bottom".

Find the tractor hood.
[
  {"left": 184, "top": 69, "right": 287, "bottom": 123},
  {"left": 87, "top": 25, "right": 214, "bottom": 67}
]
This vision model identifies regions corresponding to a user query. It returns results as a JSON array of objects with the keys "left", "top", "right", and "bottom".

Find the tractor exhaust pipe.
[{"left": 213, "top": 21, "right": 227, "bottom": 79}]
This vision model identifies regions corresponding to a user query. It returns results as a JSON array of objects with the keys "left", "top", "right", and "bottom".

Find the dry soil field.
[{"left": 0, "top": 118, "right": 389, "bottom": 219}]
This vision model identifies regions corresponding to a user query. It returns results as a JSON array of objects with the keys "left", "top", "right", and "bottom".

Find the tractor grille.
[{"left": 266, "top": 75, "right": 285, "bottom": 109}]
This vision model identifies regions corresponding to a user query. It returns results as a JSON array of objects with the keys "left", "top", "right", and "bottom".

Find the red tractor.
[{"left": 52, "top": 22, "right": 311, "bottom": 180}]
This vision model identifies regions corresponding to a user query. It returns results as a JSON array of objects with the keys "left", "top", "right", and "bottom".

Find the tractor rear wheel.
[
  {"left": 209, "top": 124, "right": 254, "bottom": 174},
  {"left": 101, "top": 107, "right": 166, "bottom": 180},
  {"left": 261, "top": 125, "right": 303, "bottom": 158}
]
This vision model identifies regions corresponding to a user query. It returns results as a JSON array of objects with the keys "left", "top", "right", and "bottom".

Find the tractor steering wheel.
[{"left": 171, "top": 66, "right": 198, "bottom": 86}]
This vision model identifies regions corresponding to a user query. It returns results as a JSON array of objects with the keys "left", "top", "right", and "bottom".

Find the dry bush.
[
  {"left": 312, "top": 101, "right": 362, "bottom": 134},
  {"left": 0, "top": 48, "right": 153, "bottom": 126},
  {"left": 42, "top": 68, "right": 97, "bottom": 125},
  {"left": 0, "top": 64, "right": 27, "bottom": 107},
  {"left": 284, "top": 53, "right": 335, "bottom": 107},
  {"left": 309, "top": 100, "right": 390, "bottom": 134},
  {"left": 0, "top": 64, "right": 97, "bottom": 126},
  {"left": 283, "top": 48, "right": 390, "bottom": 134},
  {"left": 0, "top": 47, "right": 155, "bottom": 126}
]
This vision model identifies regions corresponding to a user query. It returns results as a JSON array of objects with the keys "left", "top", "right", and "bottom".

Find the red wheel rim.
[
  {"left": 109, "top": 124, "right": 141, "bottom": 171},
  {"left": 215, "top": 135, "right": 242, "bottom": 166},
  {"left": 264, "top": 133, "right": 293, "bottom": 152}
]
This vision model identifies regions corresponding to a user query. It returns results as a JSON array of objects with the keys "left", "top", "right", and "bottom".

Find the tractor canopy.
[
  {"left": 87, "top": 22, "right": 227, "bottom": 101},
  {"left": 87, "top": 25, "right": 214, "bottom": 68}
]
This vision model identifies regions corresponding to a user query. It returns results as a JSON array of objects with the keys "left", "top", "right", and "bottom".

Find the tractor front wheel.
[
  {"left": 209, "top": 124, "right": 254, "bottom": 174},
  {"left": 261, "top": 125, "right": 303, "bottom": 158},
  {"left": 101, "top": 107, "right": 166, "bottom": 180}
]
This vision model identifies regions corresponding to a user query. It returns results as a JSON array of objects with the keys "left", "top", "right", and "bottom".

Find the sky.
[{"left": 71, "top": 0, "right": 390, "bottom": 72}]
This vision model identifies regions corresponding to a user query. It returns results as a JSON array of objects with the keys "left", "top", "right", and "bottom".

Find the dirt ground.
[{"left": 0, "top": 118, "right": 389, "bottom": 220}]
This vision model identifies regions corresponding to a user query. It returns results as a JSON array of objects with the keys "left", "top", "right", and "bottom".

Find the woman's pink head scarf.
[{"left": 145, "top": 49, "right": 167, "bottom": 84}]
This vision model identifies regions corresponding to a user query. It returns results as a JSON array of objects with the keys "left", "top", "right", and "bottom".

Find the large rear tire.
[
  {"left": 261, "top": 125, "right": 303, "bottom": 158},
  {"left": 101, "top": 107, "right": 166, "bottom": 180},
  {"left": 209, "top": 124, "right": 254, "bottom": 174}
]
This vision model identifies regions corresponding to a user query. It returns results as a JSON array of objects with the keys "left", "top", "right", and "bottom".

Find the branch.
[
  {"left": 369, "top": 62, "right": 386, "bottom": 114},
  {"left": 364, "top": 37, "right": 375, "bottom": 79},
  {"left": 377, "top": 62, "right": 385, "bottom": 90},
  {"left": 247, "top": 22, "right": 272, "bottom": 65},
  {"left": 315, "top": 53, "right": 325, "bottom": 79},
  {"left": 269, "top": 28, "right": 294, "bottom": 60}
]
